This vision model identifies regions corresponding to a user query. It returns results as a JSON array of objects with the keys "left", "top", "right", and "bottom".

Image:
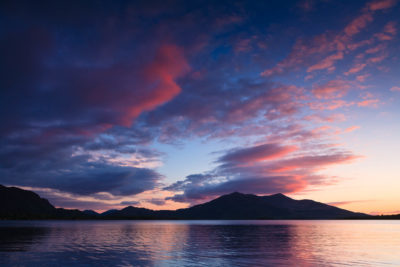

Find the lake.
[{"left": 0, "top": 220, "right": 399, "bottom": 266}]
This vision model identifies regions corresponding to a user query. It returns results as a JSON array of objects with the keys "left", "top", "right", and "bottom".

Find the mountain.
[
  {"left": 173, "top": 192, "right": 368, "bottom": 219},
  {"left": 0, "top": 184, "right": 56, "bottom": 219},
  {"left": 0, "top": 185, "right": 93, "bottom": 219},
  {"left": 0, "top": 184, "right": 371, "bottom": 219},
  {"left": 103, "top": 192, "right": 369, "bottom": 220},
  {"left": 83, "top": 210, "right": 99, "bottom": 216}
]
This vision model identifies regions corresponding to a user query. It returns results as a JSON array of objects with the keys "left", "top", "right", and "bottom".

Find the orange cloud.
[{"left": 344, "top": 125, "right": 361, "bottom": 133}]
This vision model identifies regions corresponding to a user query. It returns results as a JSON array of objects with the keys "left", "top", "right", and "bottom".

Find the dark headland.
[{"left": 1, "top": 184, "right": 397, "bottom": 220}]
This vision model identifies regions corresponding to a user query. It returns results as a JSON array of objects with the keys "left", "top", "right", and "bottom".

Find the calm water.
[{"left": 0, "top": 220, "right": 399, "bottom": 266}]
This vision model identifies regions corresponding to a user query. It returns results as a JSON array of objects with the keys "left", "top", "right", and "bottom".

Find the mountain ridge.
[{"left": 0, "top": 184, "right": 378, "bottom": 220}]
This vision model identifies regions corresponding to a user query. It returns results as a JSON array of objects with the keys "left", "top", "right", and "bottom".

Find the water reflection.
[
  {"left": 0, "top": 226, "right": 49, "bottom": 252},
  {"left": 0, "top": 220, "right": 399, "bottom": 266}
]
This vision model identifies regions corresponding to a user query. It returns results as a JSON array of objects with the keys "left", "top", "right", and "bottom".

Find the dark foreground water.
[{"left": 0, "top": 220, "right": 399, "bottom": 266}]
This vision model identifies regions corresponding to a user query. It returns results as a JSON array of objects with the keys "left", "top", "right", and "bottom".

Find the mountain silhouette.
[
  {"left": 99, "top": 191, "right": 369, "bottom": 219},
  {"left": 0, "top": 184, "right": 384, "bottom": 220},
  {"left": 173, "top": 192, "right": 367, "bottom": 219},
  {"left": 0, "top": 184, "right": 55, "bottom": 219},
  {"left": 0, "top": 185, "right": 94, "bottom": 219}
]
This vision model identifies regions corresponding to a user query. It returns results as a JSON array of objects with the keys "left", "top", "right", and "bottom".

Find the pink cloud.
[
  {"left": 344, "top": 125, "right": 361, "bottom": 133},
  {"left": 356, "top": 74, "right": 370, "bottom": 82},
  {"left": 344, "top": 13, "right": 373, "bottom": 36},
  {"left": 168, "top": 147, "right": 361, "bottom": 203},
  {"left": 368, "top": 54, "right": 387, "bottom": 63},
  {"left": 390, "top": 86, "right": 400, "bottom": 92},
  {"left": 384, "top": 21, "right": 397, "bottom": 35},
  {"left": 219, "top": 143, "right": 298, "bottom": 165},
  {"left": 304, "top": 113, "right": 346, "bottom": 123},
  {"left": 375, "top": 33, "right": 394, "bottom": 41},
  {"left": 345, "top": 63, "right": 367, "bottom": 75},
  {"left": 269, "top": 153, "right": 360, "bottom": 173},
  {"left": 357, "top": 99, "right": 379, "bottom": 107},
  {"left": 347, "top": 38, "right": 374, "bottom": 51},
  {"left": 368, "top": 0, "right": 398, "bottom": 11},
  {"left": 312, "top": 80, "right": 352, "bottom": 99},
  {"left": 307, "top": 52, "right": 343, "bottom": 72},
  {"left": 308, "top": 100, "right": 355, "bottom": 110},
  {"left": 365, "top": 44, "right": 386, "bottom": 54},
  {"left": 261, "top": 1, "right": 397, "bottom": 78},
  {"left": 374, "top": 22, "right": 397, "bottom": 40},
  {"left": 311, "top": 125, "right": 332, "bottom": 134},
  {"left": 122, "top": 44, "right": 190, "bottom": 126}
]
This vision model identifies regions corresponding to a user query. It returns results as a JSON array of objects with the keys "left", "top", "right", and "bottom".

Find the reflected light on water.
[{"left": 0, "top": 220, "right": 400, "bottom": 266}]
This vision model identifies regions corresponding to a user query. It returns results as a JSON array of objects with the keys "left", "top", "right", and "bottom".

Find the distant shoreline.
[{"left": 2, "top": 185, "right": 399, "bottom": 220}]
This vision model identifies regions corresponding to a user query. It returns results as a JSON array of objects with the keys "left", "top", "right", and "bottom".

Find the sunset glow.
[{"left": 1, "top": 0, "right": 400, "bottom": 215}]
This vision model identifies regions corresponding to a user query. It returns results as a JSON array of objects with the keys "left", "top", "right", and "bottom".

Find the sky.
[{"left": 1, "top": 0, "right": 399, "bottom": 214}]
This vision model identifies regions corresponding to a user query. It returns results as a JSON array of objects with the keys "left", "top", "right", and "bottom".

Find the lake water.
[{"left": 0, "top": 220, "right": 399, "bottom": 266}]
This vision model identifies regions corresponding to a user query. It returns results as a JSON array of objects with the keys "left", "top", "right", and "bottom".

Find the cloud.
[
  {"left": 312, "top": 80, "right": 352, "bottom": 99},
  {"left": 261, "top": 0, "right": 397, "bottom": 77},
  {"left": 327, "top": 200, "right": 372, "bottom": 206},
  {"left": 0, "top": 149, "right": 162, "bottom": 197},
  {"left": 390, "top": 86, "right": 400, "bottom": 92},
  {"left": 307, "top": 52, "right": 344, "bottom": 72},
  {"left": 166, "top": 141, "right": 359, "bottom": 203},
  {"left": 144, "top": 78, "right": 305, "bottom": 141},
  {"left": 343, "top": 126, "right": 361, "bottom": 133},
  {"left": 167, "top": 175, "right": 307, "bottom": 203},
  {"left": 345, "top": 63, "right": 367, "bottom": 75},
  {"left": 267, "top": 153, "right": 359, "bottom": 173},
  {"left": 146, "top": 198, "right": 166, "bottom": 206},
  {"left": 357, "top": 99, "right": 379, "bottom": 107},
  {"left": 368, "top": 0, "right": 398, "bottom": 11},
  {"left": 120, "top": 200, "right": 141, "bottom": 206},
  {"left": 343, "top": 13, "right": 373, "bottom": 37},
  {"left": 356, "top": 74, "right": 370, "bottom": 82},
  {"left": 217, "top": 143, "right": 298, "bottom": 165},
  {"left": 17, "top": 186, "right": 119, "bottom": 211},
  {"left": 304, "top": 113, "right": 347, "bottom": 123}
]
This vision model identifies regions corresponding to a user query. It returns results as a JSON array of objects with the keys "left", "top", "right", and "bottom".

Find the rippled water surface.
[{"left": 0, "top": 220, "right": 399, "bottom": 266}]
